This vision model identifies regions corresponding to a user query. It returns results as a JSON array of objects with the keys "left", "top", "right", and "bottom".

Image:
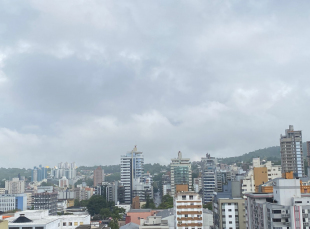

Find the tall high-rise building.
[
  {"left": 93, "top": 167, "right": 104, "bottom": 186},
  {"left": 51, "top": 162, "right": 76, "bottom": 179},
  {"left": 280, "top": 125, "right": 304, "bottom": 177},
  {"left": 120, "top": 146, "right": 144, "bottom": 204},
  {"left": 201, "top": 153, "right": 217, "bottom": 204},
  {"left": 32, "top": 165, "right": 47, "bottom": 182},
  {"left": 170, "top": 151, "right": 192, "bottom": 196},
  {"left": 307, "top": 141, "right": 310, "bottom": 176}
]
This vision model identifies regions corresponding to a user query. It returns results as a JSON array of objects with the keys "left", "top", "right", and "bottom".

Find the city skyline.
[{"left": 2, "top": 1, "right": 310, "bottom": 167}]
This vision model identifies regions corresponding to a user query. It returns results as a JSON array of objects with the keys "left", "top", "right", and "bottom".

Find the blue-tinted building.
[
  {"left": 0, "top": 194, "right": 27, "bottom": 212},
  {"left": 32, "top": 165, "right": 47, "bottom": 182}
]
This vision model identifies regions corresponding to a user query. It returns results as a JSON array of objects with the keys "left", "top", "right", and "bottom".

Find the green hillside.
[{"left": 220, "top": 142, "right": 308, "bottom": 164}]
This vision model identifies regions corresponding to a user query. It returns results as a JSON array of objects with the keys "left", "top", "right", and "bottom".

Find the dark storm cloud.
[{"left": 1, "top": 0, "right": 310, "bottom": 167}]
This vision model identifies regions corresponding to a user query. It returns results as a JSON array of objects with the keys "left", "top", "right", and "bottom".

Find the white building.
[
  {"left": 121, "top": 146, "right": 144, "bottom": 204},
  {"left": 5, "top": 178, "right": 25, "bottom": 194},
  {"left": 7, "top": 210, "right": 90, "bottom": 229},
  {"left": 245, "top": 178, "right": 310, "bottom": 229},
  {"left": 51, "top": 162, "right": 77, "bottom": 179},
  {"left": 0, "top": 194, "right": 27, "bottom": 212},
  {"left": 242, "top": 158, "right": 281, "bottom": 195},
  {"left": 174, "top": 191, "right": 203, "bottom": 229}
]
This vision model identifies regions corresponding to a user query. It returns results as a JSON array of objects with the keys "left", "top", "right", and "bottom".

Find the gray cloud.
[{"left": 1, "top": 0, "right": 310, "bottom": 168}]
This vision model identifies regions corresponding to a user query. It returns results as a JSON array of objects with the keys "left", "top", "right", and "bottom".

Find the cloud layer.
[{"left": 1, "top": 0, "right": 310, "bottom": 168}]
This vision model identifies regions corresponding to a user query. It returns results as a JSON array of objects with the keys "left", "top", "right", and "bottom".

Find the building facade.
[
  {"left": 33, "top": 192, "right": 58, "bottom": 215},
  {"left": 93, "top": 166, "right": 104, "bottom": 186},
  {"left": 32, "top": 165, "right": 47, "bottom": 182},
  {"left": 213, "top": 181, "right": 245, "bottom": 229},
  {"left": 246, "top": 178, "right": 310, "bottom": 229},
  {"left": 201, "top": 154, "right": 217, "bottom": 204},
  {"left": 5, "top": 178, "right": 25, "bottom": 194},
  {"left": 0, "top": 194, "right": 27, "bottom": 212},
  {"left": 174, "top": 191, "right": 203, "bottom": 229},
  {"left": 171, "top": 151, "right": 192, "bottom": 196},
  {"left": 242, "top": 158, "right": 281, "bottom": 194},
  {"left": 120, "top": 146, "right": 144, "bottom": 204},
  {"left": 280, "top": 125, "right": 304, "bottom": 177}
]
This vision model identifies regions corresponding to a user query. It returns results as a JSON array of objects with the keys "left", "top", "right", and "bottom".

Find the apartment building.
[
  {"left": 201, "top": 154, "right": 217, "bottom": 204},
  {"left": 242, "top": 158, "right": 281, "bottom": 194},
  {"left": 5, "top": 178, "right": 25, "bottom": 194},
  {"left": 93, "top": 166, "right": 104, "bottom": 186},
  {"left": 33, "top": 192, "right": 58, "bottom": 215},
  {"left": 121, "top": 146, "right": 144, "bottom": 204},
  {"left": 280, "top": 125, "right": 304, "bottom": 177},
  {"left": 171, "top": 151, "right": 192, "bottom": 196},
  {"left": 0, "top": 194, "right": 27, "bottom": 212},
  {"left": 174, "top": 191, "right": 203, "bottom": 229},
  {"left": 245, "top": 178, "right": 310, "bottom": 229},
  {"left": 213, "top": 181, "right": 245, "bottom": 229}
]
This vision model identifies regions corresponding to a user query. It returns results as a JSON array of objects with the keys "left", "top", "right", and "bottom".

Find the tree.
[
  {"left": 108, "top": 206, "right": 125, "bottom": 229},
  {"left": 142, "top": 195, "right": 156, "bottom": 209},
  {"left": 41, "top": 182, "right": 53, "bottom": 186},
  {"left": 86, "top": 195, "right": 107, "bottom": 216},
  {"left": 158, "top": 195, "right": 173, "bottom": 209},
  {"left": 203, "top": 202, "right": 212, "bottom": 210},
  {"left": 99, "top": 208, "right": 110, "bottom": 220},
  {"left": 74, "top": 199, "right": 80, "bottom": 207}
]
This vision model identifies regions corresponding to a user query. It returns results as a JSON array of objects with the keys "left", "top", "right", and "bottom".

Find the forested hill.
[{"left": 220, "top": 142, "right": 308, "bottom": 164}]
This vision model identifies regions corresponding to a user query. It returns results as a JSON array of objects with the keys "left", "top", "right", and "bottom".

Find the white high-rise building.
[{"left": 120, "top": 146, "right": 144, "bottom": 204}]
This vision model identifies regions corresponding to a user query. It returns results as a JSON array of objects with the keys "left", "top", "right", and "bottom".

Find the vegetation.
[
  {"left": 203, "top": 202, "right": 212, "bottom": 210},
  {"left": 41, "top": 182, "right": 54, "bottom": 186},
  {"left": 144, "top": 163, "right": 168, "bottom": 174},
  {"left": 105, "top": 172, "right": 120, "bottom": 182},
  {"left": 220, "top": 142, "right": 308, "bottom": 165},
  {"left": 141, "top": 195, "right": 156, "bottom": 209},
  {"left": 0, "top": 168, "right": 32, "bottom": 184},
  {"left": 77, "top": 165, "right": 120, "bottom": 174},
  {"left": 75, "top": 178, "right": 93, "bottom": 187},
  {"left": 158, "top": 195, "right": 173, "bottom": 209}
]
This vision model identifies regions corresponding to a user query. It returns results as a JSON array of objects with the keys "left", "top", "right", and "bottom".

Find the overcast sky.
[{"left": 1, "top": 0, "right": 310, "bottom": 168}]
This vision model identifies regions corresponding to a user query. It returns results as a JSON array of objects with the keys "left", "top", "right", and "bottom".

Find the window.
[
  {"left": 63, "top": 222, "right": 67, "bottom": 226},
  {"left": 80, "top": 222, "right": 83, "bottom": 225},
  {"left": 69, "top": 222, "right": 72, "bottom": 226},
  {"left": 228, "top": 209, "right": 232, "bottom": 211},
  {"left": 185, "top": 214, "right": 188, "bottom": 217},
  {"left": 74, "top": 222, "right": 78, "bottom": 226},
  {"left": 295, "top": 201, "right": 302, "bottom": 204},
  {"left": 189, "top": 195, "right": 193, "bottom": 200},
  {"left": 229, "top": 221, "right": 232, "bottom": 224},
  {"left": 229, "top": 215, "right": 232, "bottom": 218},
  {"left": 182, "top": 195, "right": 186, "bottom": 200},
  {"left": 272, "top": 210, "right": 281, "bottom": 214},
  {"left": 35, "top": 228, "right": 44, "bottom": 229}
]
